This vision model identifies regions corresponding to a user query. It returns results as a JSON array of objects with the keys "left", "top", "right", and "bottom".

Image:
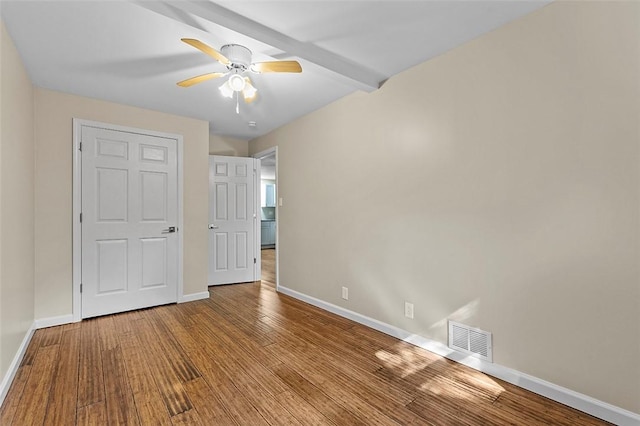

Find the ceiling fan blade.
[
  {"left": 251, "top": 61, "right": 302, "bottom": 73},
  {"left": 181, "top": 38, "right": 230, "bottom": 66},
  {"left": 177, "top": 72, "right": 226, "bottom": 87}
]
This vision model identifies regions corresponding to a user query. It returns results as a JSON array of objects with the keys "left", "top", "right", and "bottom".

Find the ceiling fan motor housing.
[{"left": 221, "top": 44, "right": 252, "bottom": 71}]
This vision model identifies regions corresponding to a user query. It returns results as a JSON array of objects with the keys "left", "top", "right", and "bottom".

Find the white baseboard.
[
  {"left": 0, "top": 322, "right": 36, "bottom": 407},
  {"left": 179, "top": 291, "right": 209, "bottom": 303},
  {"left": 34, "top": 314, "right": 75, "bottom": 329},
  {"left": 2, "top": 314, "right": 76, "bottom": 405},
  {"left": 278, "top": 286, "right": 640, "bottom": 426}
]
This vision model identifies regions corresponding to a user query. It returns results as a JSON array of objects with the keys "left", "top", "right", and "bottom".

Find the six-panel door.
[
  {"left": 209, "top": 156, "right": 257, "bottom": 285},
  {"left": 81, "top": 126, "right": 178, "bottom": 318}
]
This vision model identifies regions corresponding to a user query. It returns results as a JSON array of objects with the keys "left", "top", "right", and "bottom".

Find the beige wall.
[
  {"left": 34, "top": 89, "right": 209, "bottom": 319},
  {"left": 0, "top": 21, "right": 35, "bottom": 380},
  {"left": 250, "top": 1, "right": 640, "bottom": 413},
  {"left": 209, "top": 133, "right": 248, "bottom": 157}
]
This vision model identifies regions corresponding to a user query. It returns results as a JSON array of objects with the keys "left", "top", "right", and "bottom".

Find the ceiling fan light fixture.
[
  {"left": 219, "top": 80, "right": 234, "bottom": 98},
  {"left": 242, "top": 78, "right": 257, "bottom": 102},
  {"left": 228, "top": 74, "right": 246, "bottom": 92},
  {"left": 219, "top": 72, "right": 246, "bottom": 99}
]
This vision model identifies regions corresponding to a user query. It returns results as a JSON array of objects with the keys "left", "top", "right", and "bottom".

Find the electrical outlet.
[
  {"left": 405, "top": 302, "right": 414, "bottom": 319},
  {"left": 342, "top": 286, "right": 349, "bottom": 300}
]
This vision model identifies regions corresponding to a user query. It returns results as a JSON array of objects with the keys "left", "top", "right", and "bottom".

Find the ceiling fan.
[{"left": 177, "top": 38, "right": 302, "bottom": 108}]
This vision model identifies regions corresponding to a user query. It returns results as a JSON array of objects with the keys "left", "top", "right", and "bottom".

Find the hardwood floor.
[
  {"left": 261, "top": 248, "right": 276, "bottom": 287},
  {"left": 1, "top": 250, "right": 608, "bottom": 425}
]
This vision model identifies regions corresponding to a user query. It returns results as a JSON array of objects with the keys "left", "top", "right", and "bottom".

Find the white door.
[
  {"left": 209, "top": 156, "right": 259, "bottom": 285},
  {"left": 81, "top": 125, "right": 178, "bottom": 318}
]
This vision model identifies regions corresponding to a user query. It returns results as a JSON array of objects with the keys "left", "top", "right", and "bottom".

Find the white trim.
[
  {"left": 72, "top": 119, "right": 184, "bottom": 320},
  {"left": 34, "top": 314, "right": 74, "bottom": 329},
  {"left": 252, "top": 146, "right": 279, "bottom": 290},
  {"left": 0, "top": 322, "right": 35, "bottom": 407},
  {"left": 72, "top": 119, "right": 82, "bottom": 322},
  {"left": 179, "top": 291, "right": 210, "bottom": 303},
  {"left": 254, "top": 158, "right": 261, "bottom": 282},
  {"left": 176, "top": 133, "right": 185, "bottom": 308},
  {"left": 278, "top": 285, "right": 640, "bottom": 426}
]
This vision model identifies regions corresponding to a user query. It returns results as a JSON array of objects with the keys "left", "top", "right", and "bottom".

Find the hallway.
[{"left": 261, "top": 248, "right": 276, "bottom": 287}]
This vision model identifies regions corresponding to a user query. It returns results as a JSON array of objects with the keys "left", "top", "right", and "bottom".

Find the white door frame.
[
  {"left": 253, "top": 146, "right": 279, "bottom": 290},
  {"left": 72, "top": 118, "right": 184, "bottom": 322},
  {"left": 254, "top": 158, "right": 262, "bottom": 282}
]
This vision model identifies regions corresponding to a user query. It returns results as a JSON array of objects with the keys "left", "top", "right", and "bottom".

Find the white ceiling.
[{"left": 1, "top": 0, "right": 550, "bottom": 140}]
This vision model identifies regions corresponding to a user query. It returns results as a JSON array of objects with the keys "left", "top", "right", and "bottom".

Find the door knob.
[
  {"left": 208, "top": 224, "right": 219, "bottom": 229},
  {"left": 162, "top": 226, "right": 176, "bottom": 233}
]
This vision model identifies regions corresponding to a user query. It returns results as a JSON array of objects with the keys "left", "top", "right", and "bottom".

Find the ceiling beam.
[{"left": 137, "top": 0, "right": 384, "bottom": 92}]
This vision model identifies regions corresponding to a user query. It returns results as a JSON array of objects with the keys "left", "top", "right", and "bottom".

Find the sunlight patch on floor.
[
  {"left": 375, "top": 346, "right": 438, "bottom": 378},
  {"left": 376, "top": 336, "right": 506, "bottom": 402}
]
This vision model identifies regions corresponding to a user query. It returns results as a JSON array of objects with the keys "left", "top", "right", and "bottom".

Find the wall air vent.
[{"left": 448, "top": 320, "right": 493, "bottom": 362}]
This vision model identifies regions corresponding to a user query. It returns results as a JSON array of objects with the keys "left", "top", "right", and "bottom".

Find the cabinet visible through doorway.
[
  {"left": 264, "top": 184, "right": 276, "bottom": 207},
  {"left": 261, "top": 221, "right": 276, "bottom": 248}
]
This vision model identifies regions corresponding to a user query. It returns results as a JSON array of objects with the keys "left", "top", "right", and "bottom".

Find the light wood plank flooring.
[
  {"left": 261, "top": 248, "right": 276, "bottom": 287},
  {"left": 1, "top": 249, "right": 608, "bottom": 425}
]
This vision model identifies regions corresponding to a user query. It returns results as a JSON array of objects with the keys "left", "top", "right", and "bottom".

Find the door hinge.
[
  {"left": 80, "top": 212, "right": 83, "bottom": 223},
  {"left": 80, "top": 283, "right": 83, "bottom": 293},
  {"left": 254, "top": 258, "right": 257, "bottom": 264},
  {"left": 79, "top": 142, "right": 82, "bottom": 151}
]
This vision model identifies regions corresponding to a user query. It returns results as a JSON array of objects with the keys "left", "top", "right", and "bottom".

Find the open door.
[{"left": 208, "top": 155, "right": 260, "bottom": 285}]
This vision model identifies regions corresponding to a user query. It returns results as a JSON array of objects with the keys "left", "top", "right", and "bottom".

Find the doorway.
[
  {"left": 254, "top": 147, "right": 278, "bottom": 289},
  {"left": 207, "top": 155, "right": 260, "bottom": 286}
]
